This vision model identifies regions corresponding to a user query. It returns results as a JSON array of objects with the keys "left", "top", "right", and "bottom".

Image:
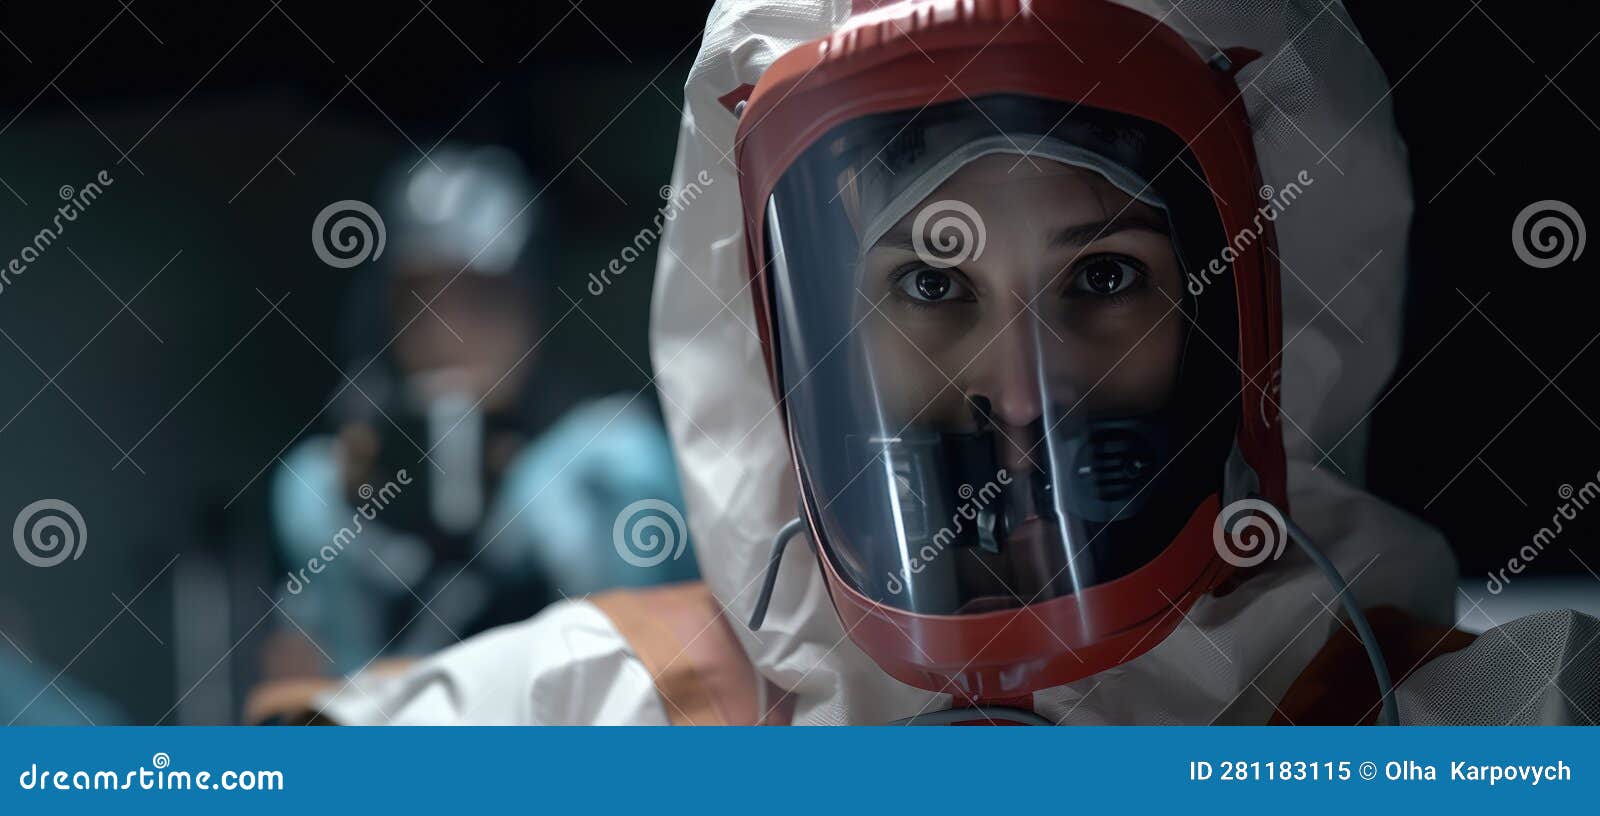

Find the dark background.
[
  {"left": 1347, "top": 0, "right": 1600, "bottom": 574},
  {"left": 0, "top": 1, "right": 1595, "bottom": 724}
]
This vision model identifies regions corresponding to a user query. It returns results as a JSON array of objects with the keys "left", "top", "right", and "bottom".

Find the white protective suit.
[{"left": 321, "top": 0, "right": 1596, "bottom": 726}]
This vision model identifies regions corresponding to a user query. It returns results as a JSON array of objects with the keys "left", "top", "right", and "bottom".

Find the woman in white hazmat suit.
[{"left": 308, "top": 0, "right": 1598, "bottom": 726}]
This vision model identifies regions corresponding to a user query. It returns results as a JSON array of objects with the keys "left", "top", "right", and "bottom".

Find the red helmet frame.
[{"left": 733, "top": 0, "right": 1288, "bottom": 702}]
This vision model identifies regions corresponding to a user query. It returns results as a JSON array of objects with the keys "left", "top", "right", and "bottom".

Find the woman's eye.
[
  {"left": 896, "top": 268, "right": 970, "bottom": 303},
  {"left": 1070, "top": 256, "right": 1143, "bottom": 297}
]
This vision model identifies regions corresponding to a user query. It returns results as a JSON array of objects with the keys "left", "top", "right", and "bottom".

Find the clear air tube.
[
  {"left": 747, "top": 518, "right": 807, "bottom": 632},
  {"left": 1266, "top": 496, "right": 1399, "bottom": 726}
]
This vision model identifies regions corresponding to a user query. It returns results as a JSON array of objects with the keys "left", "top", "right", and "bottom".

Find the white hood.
[{"left": 650, "top": 0, "right": 1456, "bottom": 724}]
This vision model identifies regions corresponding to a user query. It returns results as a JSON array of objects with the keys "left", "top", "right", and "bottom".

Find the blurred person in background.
[{"left": 260, "top": 145, "right": 694, "bottom": 681}]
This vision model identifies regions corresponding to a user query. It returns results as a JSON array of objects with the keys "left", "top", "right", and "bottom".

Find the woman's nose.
[{"left": 964, "top": 317, "right": 1049, "bottom": 429}]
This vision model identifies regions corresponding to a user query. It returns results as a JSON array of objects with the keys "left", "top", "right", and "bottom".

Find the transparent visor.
[{"left": 767, "top": 96, "right": 1240, "bottom": 615}]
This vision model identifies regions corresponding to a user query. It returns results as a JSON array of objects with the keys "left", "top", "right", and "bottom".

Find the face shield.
[
  {"left": 736, "top": 0, "right": 1289, "bottom": 700},
  {"left": 769, "top": 94, "right": 1241, "bottom": 620}
]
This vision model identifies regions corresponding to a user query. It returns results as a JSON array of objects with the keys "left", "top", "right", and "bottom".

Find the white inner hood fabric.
[
  {"left": 855, "top": 133, "right": 1168, "bottom": 253},
  {"left": 651, "top": 0, "right": 1458, "bottom": 724}
]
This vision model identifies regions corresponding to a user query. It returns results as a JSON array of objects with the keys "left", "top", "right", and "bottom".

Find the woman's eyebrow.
[
  {"left": 871, "top": 226, "right": 932, "bottom": 253},
  {"left": 1049, "top": 213, "right": 1169, "bottom": 248}
]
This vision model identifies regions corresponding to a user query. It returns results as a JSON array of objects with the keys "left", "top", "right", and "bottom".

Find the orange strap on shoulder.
[
  {"left": 589, "top": 582, "right": 792, "bottom": 726},
  {"left": 1272, "top": 605, "right": 1477, "bottom": 725}
]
